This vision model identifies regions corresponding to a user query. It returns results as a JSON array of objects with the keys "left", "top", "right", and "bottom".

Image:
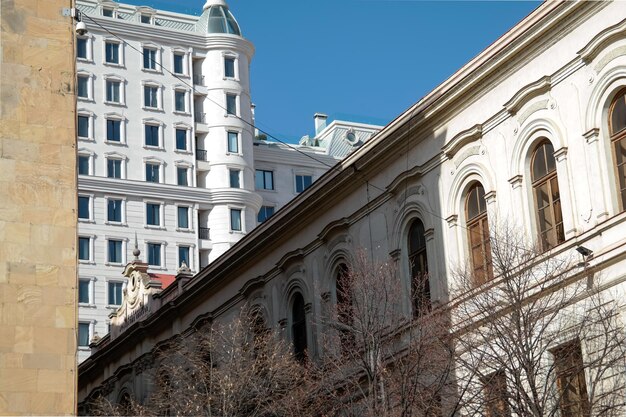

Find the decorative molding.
[
  {"left": 304, "top": 302, "right": 313, "bottom": 314},
  {"left": 276, "top": 249, "right": 305, "bottom": 274},
  {"left": 518, "top": 99, "right": 550, "bottom": 125},
  {"left": 508, "top": 175, "right": 523, "bottom": 190},
  {"left": 321, "top": 291, "right": 331, "bottom": 302},
  {"left": 389, "top": 248, "right": 401, "bottom": 261},
  {"left": 318, "top": 218, "right": 351, "bottom": 243},
  {"left": 239, "top": 275, "right": 266, "bottom": 298},
  {"left": 387, "top": 165, "right": 424, "bottom": 197},
  {"left": 446, "top": 214, "right": 458, "bottom": 228},
  {"left": 278, "top": 318, "right": 288, "bottom": 328},
  {"left": 454, "top": 145, "right": 481, "bottom": 168},
  {"left": 442, "top": 124, "right": 483, "bottom": 159},
  {"left": 578, "top": 17, "right": 626, "bottom": 63},
  {"left": 484, "top": 191, "right": 497, "bottom": 205},
  {"left": 554, "top": 146, "right": 568, "bottom": 162},
  {"left": 583, "top": 128, "right": 600, "bottom": 144},
  {"left": 424, "top": 228, "right": 435, "bottom": 242},
  {"left": 504, "top": 76, "right": 552, "bottom": 115}
]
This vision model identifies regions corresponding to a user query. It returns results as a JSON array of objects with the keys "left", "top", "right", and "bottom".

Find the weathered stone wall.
[{"left": 0, "top": 0, "right": 77, "bottom": 414}]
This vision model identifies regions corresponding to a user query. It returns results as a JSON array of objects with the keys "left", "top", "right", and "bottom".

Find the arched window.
[
  {"left": 408, "top": 219, "right": 430, "bottom": 316},
  {"left": 466, "top": 182, "right": 492, "bottom": 285},
  {"left": 291, "top": 293, "right": 307, "bottom": 362},
  {"left": 610, "top": 89, "right": 626, "bottom": 210},
  {"left": 531, "top": 140, "right": 564, "bottom": 250},
  {"left": 335, "top": 263, "right": 354, "bottom": 349}
]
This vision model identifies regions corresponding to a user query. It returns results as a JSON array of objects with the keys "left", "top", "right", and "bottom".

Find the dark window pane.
[
  {"left": 224, "top": 57, "right": 235, "bottom": 78},
  {"left": 179, "top": 246, "right": 190, "bottom": 267},
  {"left": 108, "top": 240, "right": 122, "bottom": 263},
  {"left": 177, "top": 207, "right": 189, "bottom": 229},
  {"left": 108, "top": 282, "right": 123, "bottom": 305},
  {"left": 230, "top": 209, "right": 241, "bottom": 231},
  {"left": 226, "top": 94, "right": 236, "bottom": 115},
  {"left": 78, "top": 156, "right": 89, "bottom": 175},
  {"left": 78, "top": 323, "right": 90, "bottom": 346},
  {"left": 108, "top": 199, "right": 122, "bottom": 222},
  {"left": 174, "top": 54, "right": 184, "bottom": 74},
  {"left": 78, "top": 237, "right": 90, "bottom": 260},
  {"left": 107, "top": 119, "right": 121, "bottom": 141},
  {"left": 611, "top": 93, "right": 626, "bottom": 135},
  {"left": 78, "top": 196, "right": 89, "bottom": 219},
  {"left": 176, "top": 129, "right": 187, "bottom": 150},
  {"left": 78, "top": 116, "right": 89, "bottom": 138},
  {"left": 77, "top": 38, "right": 87, "bottom": 59},
  {"left": 177, "top": 167, "right": 188, "bottom": 186},
  {"left": 78, "top": 280, "right": 90, "bottom": 304},
  {"left": 147, "top": 243, "right": 161, "bottom": 266}
]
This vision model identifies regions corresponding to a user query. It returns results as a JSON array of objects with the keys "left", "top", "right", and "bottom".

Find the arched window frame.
[
  {"left": 609, "top": 88, "right": 626, "bottom": 212},
  {"left": 530, "top": 139, "right": 565, "bottom": 251},
  {"left": 290, "top": 292, "right": 308, "bottom": 362},
  {"left": 465, "top": 182, "right": 493, "bottom": 285},
  {"left": 407, "top": 218, "right": 431, "bottom": 316},
  {"left": 333, "top": 263, "right": 354, "bottom": 350}
]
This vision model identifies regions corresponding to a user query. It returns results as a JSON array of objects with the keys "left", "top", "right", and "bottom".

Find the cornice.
[
  {"left": 78, "top": 177, "right": 214, "bottom": 204},
  {"left": 83, "top": 18, "right": 255, "bottom": 57},
  {"left": 442, "top": 124, "right": 483, "bottom": 159},
  {"left": 318, "top": 218, "right": 352, "bottom": 243},
  {"left": 504, "top": 76, "right": 552, "bottom": 115},
  {"left": 578, "top": 17, "right": 626, "bottom": 63}
]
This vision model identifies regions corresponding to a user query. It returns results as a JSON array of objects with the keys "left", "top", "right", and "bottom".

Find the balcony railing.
[
  {"left": 195, "top": 112, "right": 206, "bottom": 124},
  {"left": 196, "top": 149, "right": 208, "bottom": 161},
  {"left": 194, "top": 74, "right": 205, "bottom": 86},
  {"left": 198, "top": 227, "right": 210, "bottom": 240}
]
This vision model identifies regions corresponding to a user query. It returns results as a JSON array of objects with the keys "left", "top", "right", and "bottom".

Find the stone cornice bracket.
[
  {"left": 389, "top": 248, "right": 401, "bottom": 261},
  {"left": 278, "top": 318, "right": 288, "bottom": 329},
  {"left": 508, "top": 175, "right": 523, "bottom": 189},
  {"left": 424, "top": 228, "right": 435, "bottom": 242},
  {"left": 578, "top": 17, "right": 626, "bottom": 63},
  {"left": 442, "top": 124, "right": 483, "bottom": 159},
  {"left": 484, "top": 190, "right": 497, "bottom": 205},
  {"left": 504, "top": 75, "right": 552, "bottom": 115},
  {"left": 304, "top": 302, "right": 313, "bottom": 314},
  {"left": 554, "top": 146, "right": 568, "bottom": 162},
  {"left": 321, "top": 291, "right": 331, "bottom": 302},
  {"left": 446, "top": 214, "right": 458, "bottom": 228},
  {"left": 583, "top": 128, "right": 600, "bottom": 144}
]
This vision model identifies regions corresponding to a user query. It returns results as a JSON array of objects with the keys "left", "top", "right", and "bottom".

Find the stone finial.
[
  {"left": 133, "top": 232, "right": 141, "bottom": 260},
  {"left": 177, "top": 260, "right": 191, "bottom": 275}
]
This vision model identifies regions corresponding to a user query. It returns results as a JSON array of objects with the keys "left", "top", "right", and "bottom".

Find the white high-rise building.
[{"left": 75, "top": 0, "right": 381, "bottom": 361}]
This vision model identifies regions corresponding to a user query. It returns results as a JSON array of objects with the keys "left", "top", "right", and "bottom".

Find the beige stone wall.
[{"left": 0, "top": 0, "right": 77, "bottom": 415}]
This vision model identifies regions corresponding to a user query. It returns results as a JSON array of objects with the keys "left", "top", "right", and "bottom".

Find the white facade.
[
  {"left": 78, "top": 1, "right": 626, "bottom": 410},
  {"left": 75, "top": 0, "right": 381, "bottom": 361}
]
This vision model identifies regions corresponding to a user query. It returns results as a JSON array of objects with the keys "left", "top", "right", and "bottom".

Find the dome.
[{"left": 198, "top": 0, "right": 241, "bottom": 36}]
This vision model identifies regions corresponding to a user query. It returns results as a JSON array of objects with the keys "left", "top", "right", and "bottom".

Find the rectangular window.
[
  {"left": 177, "top": 167, "right": 188, "bottom": 186},
  {"left": 107, "top": 199, "right": 122, "bottom": 222},
  {"left": 144, "top": 85, "right": 158, "bottom": 108},
  {"left": 227, "top": 131, "right": 238, "bottom": 153},
  {"left": 102, "top": 7, "right": 114, "bottom": 17},
  {"left": 553, "top": 340, "right": 590, "bottom": 417},
  {"left": 175, "top": 91, "right": 186, "bottom": 112},
  {"left": 78, "top": 279, "right": 90, "bottom": 304},
  {"left": 77, "top": 76, "right": 88, "bottom": 98},
  {"left": 178, "top": 246, "right": 190, "bottom": 268},
  {"left": 77, "top": 115, "right": 89, "bottom": 138},
  {"left": 107, "top": 159, "right": 122, "bottom": 179},
  {"left": 145, "top": 124, "right": 159, "bottom": 147},
  {"left": 226, "top": 93, "right": 236, "bottom": 115},
  {"left": 482, "top": 370, "right": 510, "bottom": 417},
  {"left": 106, "top": 119, "right": 121, "bottom": 142},
  {"left": 78, "top": 155, "right": 90, "bottom": 175},
  {"left": 108, "top": 282, "right": 123, "bottom": 306},
  {"left": 257, "top": 206, "right": 275, "bottom": 223},
  {"left": 147, "top": 243, "right": 161, "bottom": 266},
  {"left": 77, "top": 38, "right": 88, "bottom": 59},
  {"left": 78, "top": 322, "right": 90, "bottom": 347},
  {"left": 145, "top": 163, "right": 160, "bottom": 183},
  {"left": 229, "top": 169, "right": 240, "bottom": 188},
  {"left": 78, "top": 196, "right": 90, "bottom": 220},
  {"left": 175, "top": 129, "right": 187, "bottom": 150},
  {"left": 140, "top": 14, "right": 151, "bottom": 24},
  {"left": 295, "top": 175, "right": 313, "bottom": 193},
  {"left": 105, "top": 42, "right": 119, "bottom": 64},
  {"left": 255, "top": 170, "right": 274, "bottom": 190},
  {"left": 78, "top": 237, "right": 90, "bottom": 261},
  {"left": 230, "top": 208, "right": 242, "bottom": 231},
  {"left": 224, "top": 57, "right": 235, "bottom": 78},
  {"left": 143, "top": 48, "right": 157, "bottom": 70},
  {"left": 177, "top": 206, "right": 189, "bottom": 229},
  {"left": 146, "top": 203, "right": 160, "bottom": 226},
  {"left": 173, "top": 53, "right": 184, "bottom": 74},
  {"left": 106, "top": 80, "right": 120, "bottom": 103},
  {"left": 108, "top": 239, "right": 122, "bottom": 263}
]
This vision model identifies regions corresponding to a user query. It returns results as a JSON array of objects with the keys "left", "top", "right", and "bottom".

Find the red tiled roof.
[{"left": 149, "top": 273, "right": 176, "bottom": 289}]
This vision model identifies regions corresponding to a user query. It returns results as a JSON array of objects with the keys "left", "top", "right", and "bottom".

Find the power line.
[{"left": 79, "top": 11, "right": 543, "bottom": 258}]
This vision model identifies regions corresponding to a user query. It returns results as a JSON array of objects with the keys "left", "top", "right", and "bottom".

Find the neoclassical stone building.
[{"left": 79, "top": 0, "right": 626, "bottom": 412}]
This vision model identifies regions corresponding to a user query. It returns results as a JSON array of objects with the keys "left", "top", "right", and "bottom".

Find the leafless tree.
[
  {"left": 88, "top": 309, "right": 323, "bottom": 416},
  {"left": 317, "top": 250, "right": 455, "bottom": 417},
  {"left": 451, "top": 224, "right": 626, "bottom": 417}
]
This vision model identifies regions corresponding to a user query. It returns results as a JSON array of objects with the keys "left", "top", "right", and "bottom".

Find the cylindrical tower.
[{"left": 194, "top": 0, "right": 261, "bottom": 264}]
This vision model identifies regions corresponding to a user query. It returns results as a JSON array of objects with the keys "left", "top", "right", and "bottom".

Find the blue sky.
[{"left": 118, "top": 0, "right": 541, "bottom": 142}]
